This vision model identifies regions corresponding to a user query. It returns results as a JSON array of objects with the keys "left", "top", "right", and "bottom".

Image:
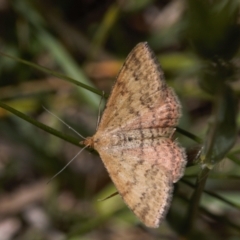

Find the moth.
[{"left": 81, "top": 42, "right": 186, "bottom": 228}]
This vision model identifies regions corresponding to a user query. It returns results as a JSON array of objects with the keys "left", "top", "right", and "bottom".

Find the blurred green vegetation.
[{"left": 0, "top": 0, "right": 240, "bottom": 239}]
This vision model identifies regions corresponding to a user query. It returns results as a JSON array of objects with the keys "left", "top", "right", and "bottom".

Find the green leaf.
[{"left": 202, "top": 85, "right": 237, "bottom": 168}]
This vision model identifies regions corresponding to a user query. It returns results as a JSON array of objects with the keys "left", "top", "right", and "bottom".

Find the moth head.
[{"left": 80, "top": 137, "right": 94, "bottom": 148}]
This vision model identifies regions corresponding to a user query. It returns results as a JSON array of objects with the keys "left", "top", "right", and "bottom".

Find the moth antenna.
[
  {"left": 47, "top": 145, "right": 88, "bottom": 183},
  {"left": 42, "top": 106, "right": 86, "bottom": 140},
  {"left": 96, "top": 91, "right": 105, "bottom": 130}
]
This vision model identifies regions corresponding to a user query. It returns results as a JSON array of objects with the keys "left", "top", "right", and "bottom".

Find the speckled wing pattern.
[{"left": 83, "top": 42, "right": 186, "bottom": 228}]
